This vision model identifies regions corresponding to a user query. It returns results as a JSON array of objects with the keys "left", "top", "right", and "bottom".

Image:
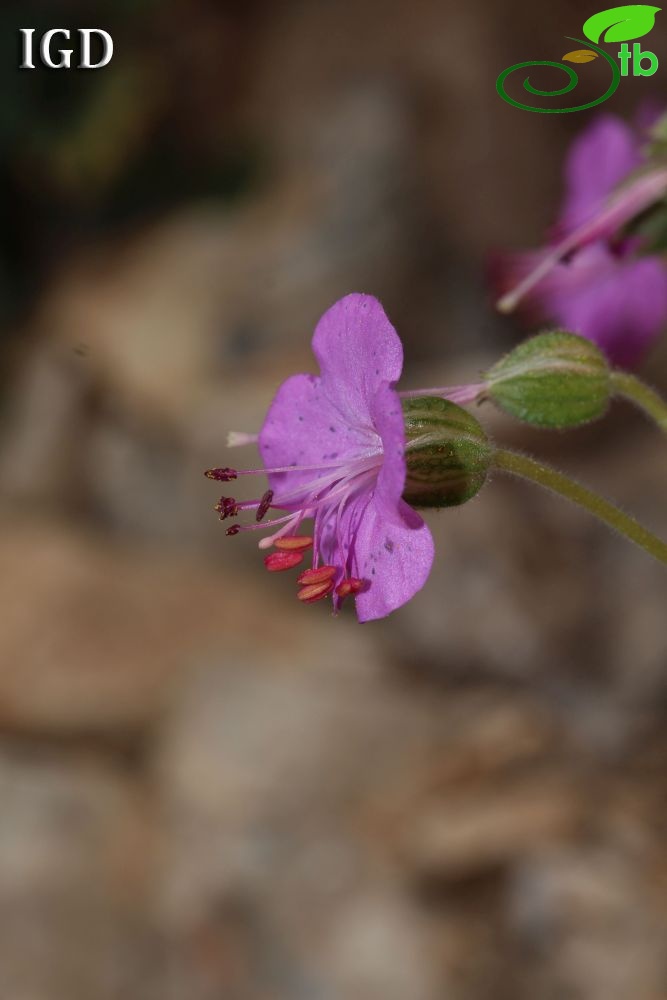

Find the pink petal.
[
  {"left": 312, "top": 293, "right": 404, "bottom": 423},
  {"left": 543, "top": 247, "right": 667, "bottom": 367},
  {"left": 325, "top": 494, "right": 434, "bottom": 623},
  {"left": 259, "top": 373, "right": 376, "bottom": 499},
  {"left": 368, "top": 381, "right": 407, "bottom": 520},
  {"left": 560, "top": 114, "right": 642, "bottom": 234},
  {"left": 315, "top": 383, "right": 433, "bottom": 621}
]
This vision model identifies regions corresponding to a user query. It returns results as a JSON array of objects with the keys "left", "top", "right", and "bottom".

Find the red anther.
[
  {"left": 215, "top": 496, "right": 239, "bottom": 519},
  {"left": 297, "top": 565, "right": 336, "bottom": 585},
  {"left": 226, "top": 524, "right": 241, "bottom": 536},
  {"left": 205, "top": 468, "right": 238, "bottom": 482},
  {"left": 256, "top": 490, "right": 274, "bottom": 522},
  {"left": 274, "top": 535, "right": 313, "bottom": 552},
  {"left": 264, "top": 550, "right": 304, "bottom": 572},
  {"left": 297, "top": 580, "right": 335, "bottom": 603},
  {"left": 336, "top": 577, "right": 364, "bottom": 598}
]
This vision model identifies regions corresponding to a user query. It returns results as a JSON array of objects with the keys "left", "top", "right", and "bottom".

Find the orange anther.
[
  {"left": 274, "top": 535, "right": 314, "bottom": 552},
  {"left": 297, "top": 565, "right": 336, "bottom": 585},
  {"left": 297, "top": 580, "right": 335, "bottom": 603}
]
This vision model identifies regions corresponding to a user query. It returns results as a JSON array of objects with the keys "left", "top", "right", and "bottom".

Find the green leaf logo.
[{"left": 583, "top": 4, "right": 661, "bottom": 43}]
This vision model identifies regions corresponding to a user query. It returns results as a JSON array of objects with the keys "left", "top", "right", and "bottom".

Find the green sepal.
[
  {"left": 401, "top": 396, "right": 492, "bottom": 508},
  {"left": 485, "top": 330, "right": 611, "bottom": 429}
]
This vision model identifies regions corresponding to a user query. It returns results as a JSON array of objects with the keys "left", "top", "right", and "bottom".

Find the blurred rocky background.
[{"left": 0, "top": 0, "right": 666, "bottom": 998}]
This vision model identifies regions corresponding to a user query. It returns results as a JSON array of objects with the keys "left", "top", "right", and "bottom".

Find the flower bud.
[
  {"left": 485, "top": 331, "right": 611, "bottom": 428},
  {"left": 401, "top": 396, "right": 492, "bottom": 508}
]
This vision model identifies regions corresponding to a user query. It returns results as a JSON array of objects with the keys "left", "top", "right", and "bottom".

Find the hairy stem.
[
  {"left": 610, "top": 370, "right": 667, "bottom": 434},
  {"left": 493, "top": 448, "right": 667, "bottom": 565}
]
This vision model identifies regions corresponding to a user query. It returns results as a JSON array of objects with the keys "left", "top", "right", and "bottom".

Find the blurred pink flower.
[{"left": 495, "top": 113, "right": 667, "bottom": 367}]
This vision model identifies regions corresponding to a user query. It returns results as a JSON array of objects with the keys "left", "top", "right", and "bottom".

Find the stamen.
[
  {"left": 205, "top": 468, "right": 238, "bottom": 482},
  {"left": 275, "top": 535, "right": 313, "bottom": 552},
  {"left": 312, "top": 507, "right": 324, "bottom": 571},
  {"left": 257, "top": 511, "right": 309, "bottom": 549},
  {"left": 256, "top": 490, "right": 274, "bottom": 522},
  {"left": 336, "top": 578, "right": 364, "bottom": 598},
  {"left": 275, "top": 467, "right": 377, "bottom": 521},
  {"left": 297, "top": 580, "right": 335, "bottom": 603},
  {"left": 258, "top": 457, "right": 380, "bottom": 507},
  {"left": 207, "top": 440, "right": 385, "bottom": 603},
  {"left": 297, "top": 565, "right": 336, "bottom": 585},
  {"left": 235, "top": 456, "right": 379, "bottom": 479},
  {"left": 247, "top": 465, "right": 376, "bottom": 540},
  {"left": 264, "top": 550, "right": 304, "bottom": 572},
  {"left": 239, "top": 512, "right": 306, "bottom": 538}
]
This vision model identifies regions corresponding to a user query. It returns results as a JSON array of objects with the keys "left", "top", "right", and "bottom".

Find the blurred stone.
[
  {"left": 151, "top": 652, "right": 573, "bottom": 999},
  {"left": 402, "top": 776, "right": 584, "bottom": 881},
  {"left": 508, "top": 847, "right": 667, "bottom": 1000},
  {"left": 152, "top": 654, "right": 468, "bottom": 999},
  {"left": 0, "top": 342, "right": 92, "bottom": 507},
  {"left": 0, "top": 511, "right": 375, "bottom": 735},
  {"left": 321, "top": 889, "right": 439, "bottom": 1000},
  {"left": 0, "top": 750, "right": 155, "bottom": 1000}
]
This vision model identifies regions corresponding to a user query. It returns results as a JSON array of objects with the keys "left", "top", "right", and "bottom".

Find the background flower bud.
[
  {"left": 402, "top": 397, "right": 492, "bottom": 508},
  {"left": 485, "top": 331, "right": 611, "bottom": 428}
]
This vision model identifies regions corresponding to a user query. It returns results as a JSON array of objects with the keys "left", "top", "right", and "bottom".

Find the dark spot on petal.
[
  {"left": 384, "top": 538, "right": 394, "bottom": 553},
  {"left": 329, "top": 426, "right": 336, "bottom": 433}
]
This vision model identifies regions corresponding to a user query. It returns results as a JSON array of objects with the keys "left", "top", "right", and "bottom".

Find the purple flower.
[
  {"left": 495, "top": 113, "right": 667, "bottom": 367},
  {"left": 207, "top": 294, "right": 434, "bottom": 622}
]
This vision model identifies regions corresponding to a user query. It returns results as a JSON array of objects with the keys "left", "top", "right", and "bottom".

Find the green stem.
[
  {"left": 610, "top": 370, "right": 667, "bottom": 434},
  {"left": 493, "top": 448, "right": 667, "bottom": 566}
]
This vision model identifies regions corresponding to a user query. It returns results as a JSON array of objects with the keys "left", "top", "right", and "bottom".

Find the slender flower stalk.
[
  {"left": 493, "top": 448, "right": 667, "bottom": 565},
  {"left": 398, "top": 333, "right": 667, "bottom": 441},
  {"left": 398, "top": 382, "right": 486, "bottom": 404},
  {"left": 610, "top": 371, "right": 667, "bottom": 434}
]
